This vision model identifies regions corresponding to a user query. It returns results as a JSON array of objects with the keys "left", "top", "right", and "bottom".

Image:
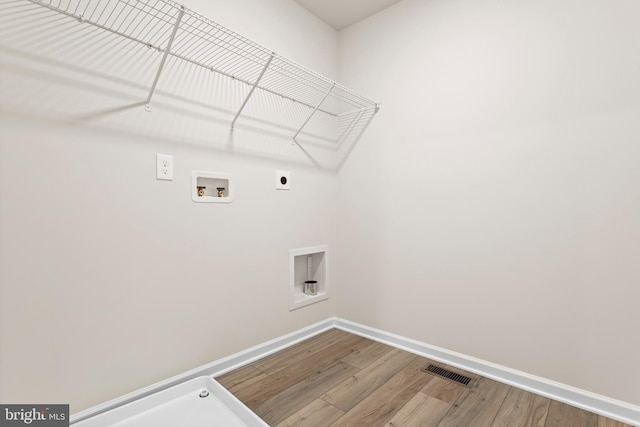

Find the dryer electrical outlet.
[{"left": 276, "top": 170, "right": 290, "bottom": 190}]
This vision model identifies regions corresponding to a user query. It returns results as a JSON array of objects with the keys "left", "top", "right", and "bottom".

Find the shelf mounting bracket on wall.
[
  {"left": 144, "top": 5, "right": 185, "bottom": 112},
  {"left": 293, "top": 83, "right": 335, "bottom": 143},
  {"left": 231, "top": 52, "right": 274, "bottom": 130}
]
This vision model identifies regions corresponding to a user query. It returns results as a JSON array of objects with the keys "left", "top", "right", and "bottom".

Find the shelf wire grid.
[{"left": 21, "top": 0, "right": 379, "bottom": 139}]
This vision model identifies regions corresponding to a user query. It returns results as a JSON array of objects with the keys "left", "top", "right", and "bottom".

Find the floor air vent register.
[{"left": 422, "top": 364, "right": 473, "bottom": 386}]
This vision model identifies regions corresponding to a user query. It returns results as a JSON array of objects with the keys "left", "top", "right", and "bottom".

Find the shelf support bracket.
[
  {"left": 145, "top": 6, "right": 185, "bottom": 111},
  {"left": 231, "top": 53, "right": 274, "bottom": 130},
  {"left": 293, "top": 83, "right": 335, "bottom": 142}
]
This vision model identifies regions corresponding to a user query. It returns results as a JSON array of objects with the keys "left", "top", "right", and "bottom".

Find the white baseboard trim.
[
  {"left": 70, "top": 318, "right": 335, "bottom": 424},
  {"left": 72, "top": 316, "right": 640, "bottom": 426},
  {"left": 333, "top": 318, "right": 640, "bottom": 427}
]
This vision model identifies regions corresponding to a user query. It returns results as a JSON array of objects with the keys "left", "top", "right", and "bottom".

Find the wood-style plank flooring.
[{"left": 216, "top": 329, "right": 632, "bottom": 427}]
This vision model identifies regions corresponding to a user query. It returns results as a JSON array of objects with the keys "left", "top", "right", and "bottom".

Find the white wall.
[
  {"left": 336, "top": 0, "right": 640, "bottom": 406},
  {"left": 0, "top": 0, "right": 338, "bottom": 412}
]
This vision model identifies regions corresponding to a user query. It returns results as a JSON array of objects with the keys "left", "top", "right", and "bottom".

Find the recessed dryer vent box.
[
  {"left": 289, "top": 245, "right": 329, "bottom": 311},
  {"left": 192, "top": 171, "right": 233, "bottom": 203}
]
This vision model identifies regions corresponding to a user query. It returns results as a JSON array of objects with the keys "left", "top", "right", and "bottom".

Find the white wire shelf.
[{"left": 24, "top": 0, "right": 380, "bottom": 142}]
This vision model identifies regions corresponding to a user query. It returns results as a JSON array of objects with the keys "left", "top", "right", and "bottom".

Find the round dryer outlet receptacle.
[{"left": 276, "top": 170, "right": 291, "bottom": 190}]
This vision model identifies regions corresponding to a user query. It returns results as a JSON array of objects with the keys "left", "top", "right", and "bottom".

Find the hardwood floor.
[{"left": 216, "top": 329, "right": 632, "bottom": 427}]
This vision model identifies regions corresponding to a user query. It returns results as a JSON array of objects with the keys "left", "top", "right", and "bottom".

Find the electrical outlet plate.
[
  {"left": 276, "top": 170, "right": 290, "bottom": 190},
  {"left": 157, "top": 154, "right": 173, "bottom": 180}
]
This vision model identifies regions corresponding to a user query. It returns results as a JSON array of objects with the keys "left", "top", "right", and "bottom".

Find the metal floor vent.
[{"left": 422, "top": 364, "right": 472, "bottom": 386}]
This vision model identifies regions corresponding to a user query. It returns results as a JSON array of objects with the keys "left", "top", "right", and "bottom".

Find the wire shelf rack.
[{"left": 24, "top": 0, "right": 380, "bottom": 142}]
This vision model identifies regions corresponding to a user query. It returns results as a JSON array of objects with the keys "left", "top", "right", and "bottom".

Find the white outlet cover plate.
[
  {"left": 276, "top": 170, "right": 290, "bottom": 190},
  {"left": 157, "top": 154, "right": 173, "bottom": 181}
]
